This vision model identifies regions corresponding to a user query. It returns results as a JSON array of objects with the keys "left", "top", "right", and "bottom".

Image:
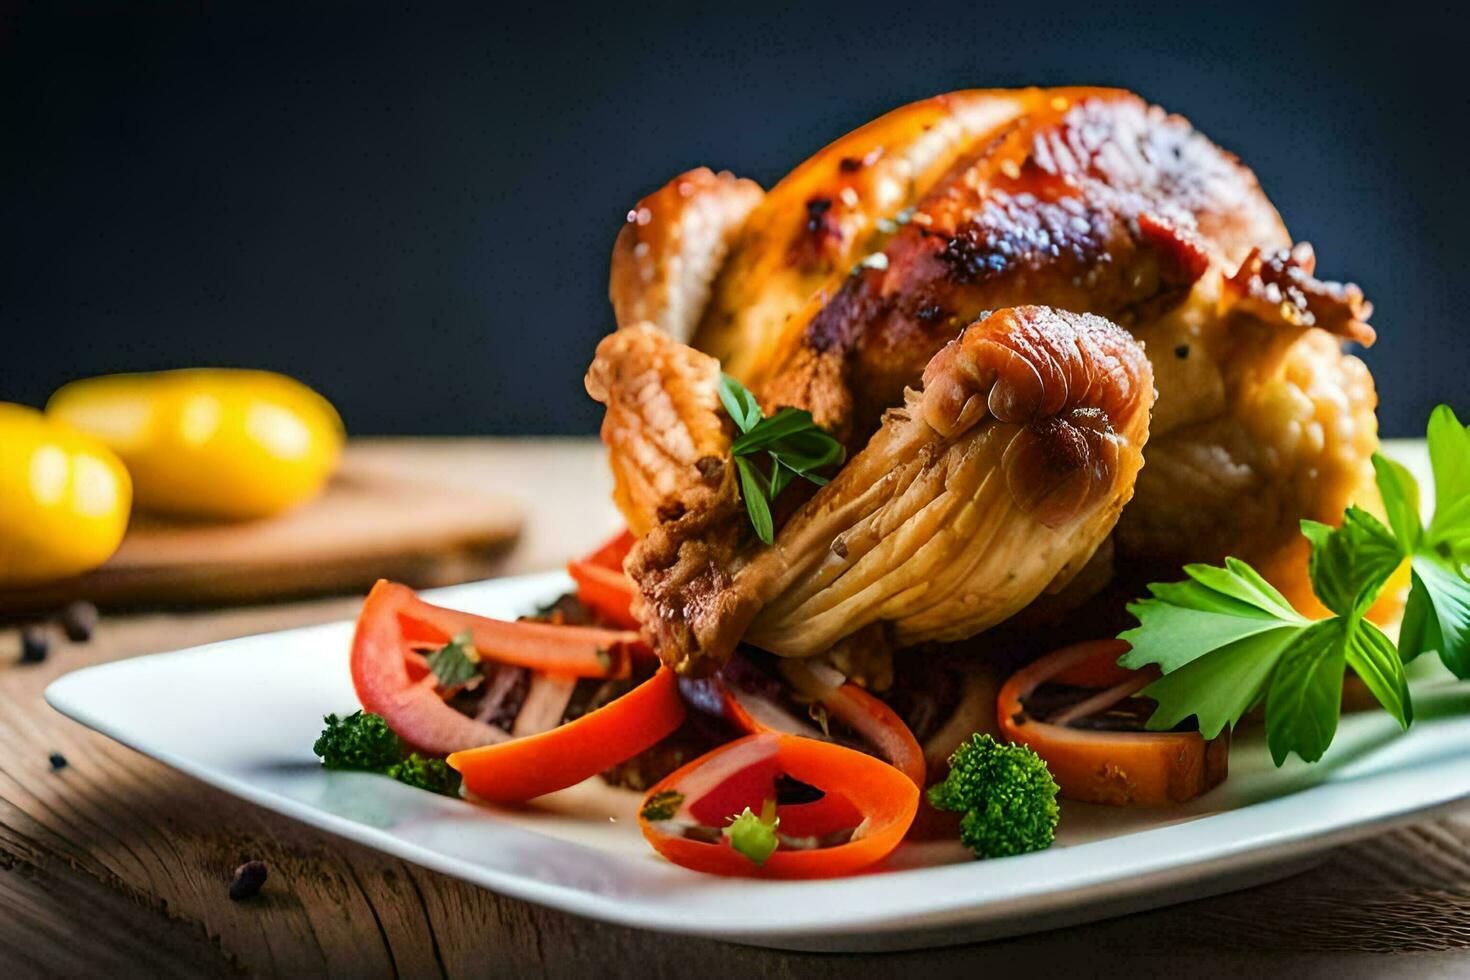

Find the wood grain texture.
[
  {"left": 2, "top": 439, "right": 1467, "bottom": 977},
  {"left": 0, "top": 444, "right": 528, "bottom": 615}
]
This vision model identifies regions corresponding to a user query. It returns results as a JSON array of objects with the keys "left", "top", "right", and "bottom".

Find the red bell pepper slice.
[
  {"left": 448, "top": 667, "right": 686, "bottom": 802},
  {"left": 567, "top": 529, "right": 641, "bottom": 629},
  {"left": 637, "top": 733, "right": 919, "bottom": 879},
  {"left": 582, "top": 529, "right": 636, "bottom": 571},
  {"left": 997, "top": 639, "right": 1229, "bottom": 806},
  {"left": 566, "top": 560, "right": 640, "bottom": 630},
  {"left": 350, "top": 579, "right": 642, "bottom": 756},
  {"left": 691, "top": 662, "right": 927, "bottom": 789}
]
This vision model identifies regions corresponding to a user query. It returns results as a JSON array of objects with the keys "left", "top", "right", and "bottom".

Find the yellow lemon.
[
  {"left": 0, "top": 403, "right": 132, "bottom": 586},
  {"left": 48, "top": 369, "right": 344, "bottom": 520}
]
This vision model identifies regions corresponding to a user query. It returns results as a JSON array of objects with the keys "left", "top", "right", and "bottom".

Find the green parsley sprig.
[
  {"left": 426, "top": 630, "right": 480, "bottom": 688},
  {"left": 1119, "top": 404, "right": 1470, "bottom": 765},
  {"left": 718, "top": 374, "right": 845, "bottom": 544}
]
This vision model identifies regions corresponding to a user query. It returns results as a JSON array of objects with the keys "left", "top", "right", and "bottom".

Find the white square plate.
[{"left": 44, "top": 444, "right": 1470, "bottom": 952}]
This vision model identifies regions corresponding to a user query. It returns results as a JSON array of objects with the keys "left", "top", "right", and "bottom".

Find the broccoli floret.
[
  {"left": 927, "top": 734, "right": 1059, "bottom": 859},
  {"left": 387, "top": 754, "right": 462, "bottom": 797},
  {"left": 312, "top": 711, "right": 463, "bottom": 798},
  {"left": 313, "top": 711, "right": 403, "bottom": 771}
]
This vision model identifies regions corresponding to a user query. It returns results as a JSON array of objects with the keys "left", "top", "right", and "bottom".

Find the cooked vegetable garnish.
[
  {"left": 693, "top": 655, "right": 927, "bottom": 788},
  {"left": 352, "top": 580, "right": 642, "bottom": 757},
  {"left": 718, "top": 373, "right": 844, "bottom": 544},
  {"left": 638, "top": 733, "right": 918, "bottom": 878},
  {"left": 928, "top": 734, "right": 1059, "bottom": 859},
  {"left": 314, "top": 711, "right": 403, "bottom": 771},
  {"left": 426, "top": 631, "right": 480, "bottom": 689},
  {"left": 566, "top": 561, "right": 639, "bottom": 629},
  {"left": 385, "top": 754, "right": 462, "bottom": 796},
  {"left": 565, "top": 530, "right": 641, "bottom": 629},
  {"left": 723, "top": 801, "right": 780, "bottom": 866},
  {"left": 639, "top": 789, "right": 684, "bottom": 822},
  {"left": 1119, "top": 405, "right": 1470, "bottom": 765},
  {"left": 447, "top": 667, "right": 685, "bottom": 802},
  {"left": 998, "top": 640, "right": 1228, "bottom": 806},
  {"left": 312, "top": 710, "right": 462, "bottom": 797}
]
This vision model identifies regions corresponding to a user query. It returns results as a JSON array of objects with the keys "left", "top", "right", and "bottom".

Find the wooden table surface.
[{"left": 3, "top": 438, "right": 1469, "bottom": 978}]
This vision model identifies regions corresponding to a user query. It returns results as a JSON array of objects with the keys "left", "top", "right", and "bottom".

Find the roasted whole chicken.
[{"left": 590, "top": 86, "right": 1379, "bottom": 676}]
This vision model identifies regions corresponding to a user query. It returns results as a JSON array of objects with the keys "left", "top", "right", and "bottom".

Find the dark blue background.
[{"left": 2, "top": 2, "right": 1463, "bottom": 435}]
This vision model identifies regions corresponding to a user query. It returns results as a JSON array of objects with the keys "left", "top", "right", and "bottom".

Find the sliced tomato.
[
  {"left": 351, "top": 579, "right": 642, "bottom": 756},
  {"left": 638, "top": 733, "right": 918, "bottom": 878},
  {"left": 997, "top": 639, "right": 1229, "bottom": 806},
  {"left": 448, "top": 667, "right": 686, "bottom": 802}
]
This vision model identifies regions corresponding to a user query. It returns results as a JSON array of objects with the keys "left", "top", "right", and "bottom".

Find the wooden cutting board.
[{"left": 0, "top": 446, "right": 524, "bottom": 615}]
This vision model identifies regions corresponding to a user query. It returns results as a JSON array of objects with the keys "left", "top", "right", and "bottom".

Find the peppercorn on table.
[{"left": 3, "top": 439, "right": 1468, "bottom": 977}]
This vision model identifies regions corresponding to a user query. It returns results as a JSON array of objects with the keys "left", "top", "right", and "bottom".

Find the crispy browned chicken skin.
[{"left": 604, "top": 87, "right": 1379, "bottom": 625}]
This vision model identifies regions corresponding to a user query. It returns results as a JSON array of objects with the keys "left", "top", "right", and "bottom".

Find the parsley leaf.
[
  {"left": 1344, "top": 618, "right": 1411, "bottom": 728},
  {"left": 733, "top": 456, "right": 775, "bottom": 544},
  {"left": 639, "top": 790, "right": 684, "bottom": 822},
  {"left": 1120, "top": 560, "right": 1309, "bottom": 738},
  {"left": 1395, "top": 404, "right": 1470, "bottom": 676},
  {"left": 426, "top": 630, "right": 480, "bottom": 688},
  {"left": 718, "top": 374, "right": 845, "bottom": 545},
  {"left": 1128, "top": 626, "right": 1301, "bottom": 739},
  {"left": 1119, "top": 403, "right": 1470, "bottom": 765},
  {"left": 1300, "top": 508, "right": 1401, "bottom": 617},
  {"left": 1264, "top": 618, "right": 1347, "bottom": 765},
  {"left": 1401, "top": 555, "right": 1470, "bottom": 677},
  {"left": 1427, "top": 405, "right": 1470, "bottom": 543},
  {"left": 1372, "top": 454, "right": 1421, "bottom": 551},
  {"left": 718, "top": 373, "right": 762, "bottom": 433}
]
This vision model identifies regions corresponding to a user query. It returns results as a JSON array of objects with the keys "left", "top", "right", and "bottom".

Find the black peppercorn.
[
  {"left": 48, "top": 752, "right": 68, "bottom": 771},
  {"left": 60, "top": 600, "right": 99, "bottom": 643},
  {"left": 1174, "top": 343, "right": 1190, "bottom": 359},
  {"left": 229, "top": 860, "right": 269, "bottom": 900},
  {"left": 20, "top": 626, "right": 49, "bottom": 664}
]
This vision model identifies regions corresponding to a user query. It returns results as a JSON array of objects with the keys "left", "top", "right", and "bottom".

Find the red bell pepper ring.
[
  {"left": 568, "top": 529, "right": 640, "bottom": 629},
  {"left": 566, "top": 560, "right": 640, "bottom": 630},
  {"left": 350, "top": 580, "right": 642, "bottom": 756},
  {"left": 582, "top": 529, "right": 636, "bottom": 571},
  {"left": 638, "top": 733, "right": 919, "bottom": 878},
  {"left": 692, "top": 662, "right": 927, "bottom": 789},
  {"left": 448, "top": 667, "right": 686, "bottom": 802},
  {"left": 386, "top": 582, "right": 644, "bottom": 677},
  {"left": 997, "top": 639, "right": 1229, "bottom": 806}
]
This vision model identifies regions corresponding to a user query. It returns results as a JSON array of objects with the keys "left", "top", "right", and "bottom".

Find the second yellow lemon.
[
  {"left": 0, "top": 404, "right": 132, "bottom": 586},
  {"left": 48, "top": 369, "right": 344, "bottom": 520}
]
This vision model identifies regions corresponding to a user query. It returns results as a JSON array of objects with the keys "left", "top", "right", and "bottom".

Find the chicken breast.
[{"left": 593, "top": 307, "right": 1154, "bottom": 674}]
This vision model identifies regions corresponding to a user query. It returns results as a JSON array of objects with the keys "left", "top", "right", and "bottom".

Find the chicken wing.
[{"left": 583, "top": 324, "right": 735, "bottom": 537}]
